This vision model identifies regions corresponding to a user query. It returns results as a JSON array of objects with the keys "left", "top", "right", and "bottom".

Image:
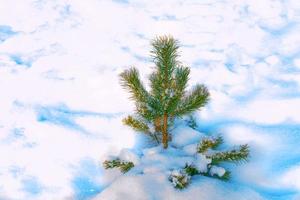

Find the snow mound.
[
  {"left": 142, "top": 146, "right": 162, "bottom": 157},
  {"left": 195, "top": 154, "right": 212, "bottom": 173},
  {"left": 119, "top": 148, "right": 140, "bottom": 165},
  {"left": 142, "top": 165, "right": 164, "bottom": 174},
  {"left": 94, "top": 173, "right": 265, "bottom": 200},
  {"left": 210, "top": 166, "right": 226, "bottom": 177},
  {"left": 182, "top": 143, "right": 198, "bottom": 155},
  {"left": 97, "top": 126, "right": 263, "bottom": 200},
  {"left": 172, "top": 126, "right": 204, "bottom": 147},
  {"left": 139, "top": 147, "right": 194, "bottom": 171}
]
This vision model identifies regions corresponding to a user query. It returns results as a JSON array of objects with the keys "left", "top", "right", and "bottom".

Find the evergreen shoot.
[
  {"left": 183, "top": 164, "right": 199, "bottom": 176},
  {"left": 103, "top": 159, "right": 134, "bottom": 173},
  {"left": 120, "top": 35, "right": 210, "bottom": 149},
  {"left": 197, "top": 136, "right": 223, "bottom": 153},
  {"left": 210, "top": 144, "right": 250, "bottom": 165},
  {"left": 169, "top": 169, "right": 191, "bottom": 189},
  {"left": 198, "top": 136, "right": 249, "bottom": 166}
]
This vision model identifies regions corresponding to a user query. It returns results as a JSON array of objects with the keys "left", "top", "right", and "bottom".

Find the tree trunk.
[
  {"left": 162, "top": 113, "right": 168, "bottom": 149},
  {"left": 154, "top": 117, "right": 161, "bottom": 132}
]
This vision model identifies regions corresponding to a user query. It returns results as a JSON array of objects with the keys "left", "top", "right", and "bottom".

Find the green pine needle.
[
  {"left": 151, "top": 35, "right": 179, "bottom": 76},
  {"left": 184, "top": 164, "right": 199, "bottom": 176},
  {"left": 174, "top": 66, "right": 190, "bottom": 95},
  {"left": 210, "top": 144, "right": 250, "bottom": 165},
  {"left": 197, "top": 136, "right": 223, "bottom": 153},
  {"left": 122, "top": 115, "right": 150, "bottom": 133},
  {"left": 175, "top": 84, "right": 210, "bottom": 117},
  {"left": 120, "top": 67, "right": 150, "bottom": 105},
  {"left": 103, "top": 159, "right": 134, "bottom": 173},
  {"left": 119, "top": 162, "right": 134, "bottom": 173},
  {"left": 166, "top": 66, "right": 190, "bottom": 113}
]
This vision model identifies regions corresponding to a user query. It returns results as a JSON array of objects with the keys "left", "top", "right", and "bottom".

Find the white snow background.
[{"left": 0, "top": 0, "right": 300, "bottom": 199}]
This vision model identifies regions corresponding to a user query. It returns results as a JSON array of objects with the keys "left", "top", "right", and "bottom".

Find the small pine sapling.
[{"left": 120, "top": 35, "right": 210, "bottom": 149}]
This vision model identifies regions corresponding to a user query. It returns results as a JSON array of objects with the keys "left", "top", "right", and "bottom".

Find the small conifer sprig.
[
  {"left": 122, "top": 116, "right": 160, "bottom": 143},
  {"left": 103, "top": 159, "right": 134, "bottom": 173},
  {"left": 183, "top": 164, "right": 199, "bottom": 176},
  {"left": 197, "top": 136, "right": 223, "bottom": 153},
  {"left": 169, "top": 170, "right": 191, "bottom": 189},
  {"left": 122, "top": 116, "right": 149, "bottom": 133},
  {"left": 197, "top": 136, "right": 249, "bottom": 165},
  {"left": 210, "top": 144, "right": 250, "bottom": 165}
]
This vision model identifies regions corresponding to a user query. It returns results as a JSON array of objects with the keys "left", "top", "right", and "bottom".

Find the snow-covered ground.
[{"left": 1, "top": 0, "right": 300, "bottom": 199}]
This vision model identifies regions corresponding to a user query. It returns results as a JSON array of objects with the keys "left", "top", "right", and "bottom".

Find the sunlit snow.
[{"left": 1, "top": 0, "right": 300, "bottom": 199}]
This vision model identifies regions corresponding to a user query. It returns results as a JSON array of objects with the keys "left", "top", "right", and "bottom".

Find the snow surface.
[
  {"left": 195, "top": 154, "right": 211, "bottom": 173},
  {"left": 1, "top": 0, "right": 300, "bottom": 199},
  {"left": 96, "top": 173, "right": 265, "bottom": 200},
  {"left": 118, "top": 148, "right": 140, "bottom": 165},
  {"left": 210, "top": 166, "right": 226, "bottom": 177},
  {"left": 172, "top": 125, "right": 204, "bottom": 147}
]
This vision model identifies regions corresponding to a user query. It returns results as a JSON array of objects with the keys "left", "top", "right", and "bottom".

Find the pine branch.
[
  {"left": 135, "top": 104, "right": 156, "bottom": 122},
  {"left": 166, "top": 66, "right": 190, "bottom": 113},
  {"left": 147, "top": 73, "right": 164, "bottom": 116},
  {"left": 119, "top": 162, "right": 134, "bottom": 173},
  {"left": 122, "top": 116, "right": 160, "bottom": 143},
  {"left": 120, "top": 68, "right": 157, "bottom": 121},
  {"left": 149, "top": 72, "right": 165, "bottom": 115},
  {"left": 197, "top": 136, "right": 223, "bottom": 153},
  {"left": 210, "top": 144, "right": 250, "bottom": 165},
  {"left": 149, "top": 72, "right": 163, "bottom": 100},
  {"left": 175, "top": 84, "right": 210, "bottom": 117},
  {"left": 174, "top": 66, "right": 190, "bottom": 96},
  {"left": 122, "top": 115, "right": 149, "bottom": 133},
  {"left": 120, "top": 67, "right": 150, "bottom": 106},
  {"left": 103, "top": 159, "right": 134, "bottom": 173},
  {"left": 184, "top": 164, "right": 199, "bottom": 176}
]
